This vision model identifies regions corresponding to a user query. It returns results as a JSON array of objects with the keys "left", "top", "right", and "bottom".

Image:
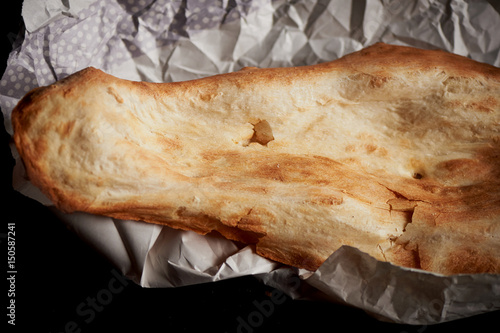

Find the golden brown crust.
[{"left": 12, "top": 43, "right": 500, "bottom": 274}]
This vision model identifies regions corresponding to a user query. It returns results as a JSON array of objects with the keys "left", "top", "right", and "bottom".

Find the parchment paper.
[{"left": 2, "top": 0, "right": 500, "bottom": 324}]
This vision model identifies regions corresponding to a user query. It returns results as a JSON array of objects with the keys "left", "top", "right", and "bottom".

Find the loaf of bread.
[{"left": 12, "top": 43, "right": 500, "bottom": 275}]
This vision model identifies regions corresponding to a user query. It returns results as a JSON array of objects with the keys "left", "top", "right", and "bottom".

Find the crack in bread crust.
[{"left": 12, "top": 43, "right": 500, "bottom": 275}]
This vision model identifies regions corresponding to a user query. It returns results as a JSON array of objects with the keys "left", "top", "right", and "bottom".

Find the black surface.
[{"left": 2, "top": 2, "right": 498, "bottom": 332}]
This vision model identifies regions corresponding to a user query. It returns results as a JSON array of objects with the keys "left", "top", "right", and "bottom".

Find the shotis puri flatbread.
[{"left": 12, "top": 43, "right": 500, "bottom": 275}]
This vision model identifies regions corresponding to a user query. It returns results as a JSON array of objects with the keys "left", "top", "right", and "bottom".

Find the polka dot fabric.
[{"left": 0, "top": 0, "right": 257, "bottom": 133}]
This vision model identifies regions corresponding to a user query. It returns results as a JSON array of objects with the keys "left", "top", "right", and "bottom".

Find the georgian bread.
[{"left": 12, "top": 43, "right": 500, "bottom": 275}]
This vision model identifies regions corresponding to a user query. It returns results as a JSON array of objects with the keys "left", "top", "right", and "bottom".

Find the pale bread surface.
[{"left": 12, "top": 43, "right": 500, "bottom": 274}]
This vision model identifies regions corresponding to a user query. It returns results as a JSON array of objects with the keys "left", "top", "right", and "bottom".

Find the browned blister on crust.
[{"left": 12, "top": 43, "right": 500, "bottom": 274}]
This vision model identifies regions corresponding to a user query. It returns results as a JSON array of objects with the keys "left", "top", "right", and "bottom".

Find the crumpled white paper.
[
  {"left": 21, "top": 0, "right": 97, "bottom": 33},
  {"left": 2, "top": 0, "right": 500, "bottom": 325}
]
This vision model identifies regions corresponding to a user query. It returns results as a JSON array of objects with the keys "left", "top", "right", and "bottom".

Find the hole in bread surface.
[
  {"left": 412, "top": 172, "right": 423, "bottom": 179},
  {"left": 249, "top": 120, "right": 274, "bottom": 146}
]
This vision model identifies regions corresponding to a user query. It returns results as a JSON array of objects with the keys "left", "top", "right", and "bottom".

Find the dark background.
[{"left": 2, "top": 2, "right": 498, "bottom": 332}]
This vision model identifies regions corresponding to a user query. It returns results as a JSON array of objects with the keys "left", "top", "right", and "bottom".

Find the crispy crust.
[{"left": 12, "top": 43, "right": 500, "bottom": 274}]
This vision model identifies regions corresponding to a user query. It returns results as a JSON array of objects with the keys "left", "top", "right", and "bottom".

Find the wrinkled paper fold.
[{"left": 2, "top": 0, "right": 500, "bottom": 324}]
